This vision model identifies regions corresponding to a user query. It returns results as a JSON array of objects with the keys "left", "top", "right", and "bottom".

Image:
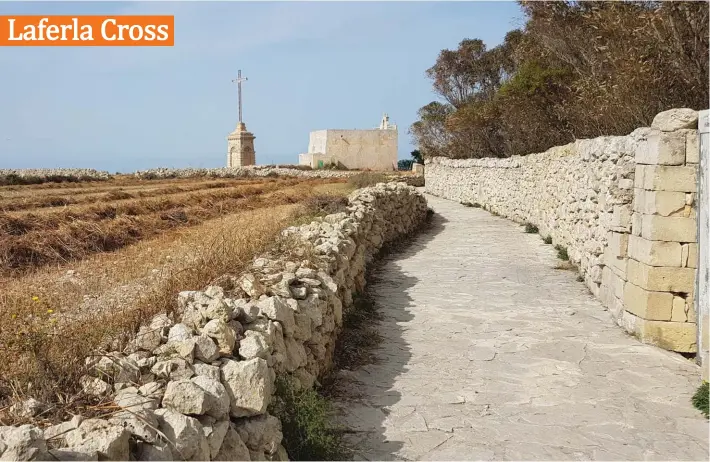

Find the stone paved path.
[{"left": 334, "top": 194, "right": 709, "bottom": 461}]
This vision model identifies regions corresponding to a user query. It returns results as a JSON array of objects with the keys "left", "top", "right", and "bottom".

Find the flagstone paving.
[{"left": 334, "top": 194, "right": 709, "bottom": 461}]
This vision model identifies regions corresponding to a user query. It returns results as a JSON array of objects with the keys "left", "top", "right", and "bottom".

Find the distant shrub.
[
  {"left": 543, "top": 235, "right": 553, "bottom": 244},
  {"left": 0, "top": 174, "right": 42, "bottom": 186},
  {"left": 524, "top": 223, "right": 539, "bottom": 234},
  {"left": 398, "top": 159, "right": 414, "bottom": 171},
  {"left": 0, "top": 173, "right": 105, "bottom": 186}
]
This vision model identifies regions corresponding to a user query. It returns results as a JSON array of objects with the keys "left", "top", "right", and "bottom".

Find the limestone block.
[
  {"left": 257, "top": 297, "right": 295, "bottom": 336},
  {"left": 201, "top": 319, "right": 236, "bottom": 355},
  {"left": 589, "top": 265, "right": 603, "bottom": 285},
  {"left": 685, "top": 130, "right": 700, "bottom": 163},
  {"left": 606, "top": 259, "right": 627, "bottom": 280},
  {"left": 603, "top": 246, "right": 627, "bottom": 274},
  {"left": 627, "top": 235, "right": 682, "bottom": 267},
  {"left": 671, "top": 296, "right": 692, "bottom": 322},
  {"left": 64, "top": 419, "right": 130, "bottom": 461},
  {"left": 640, "top": 215, "right": 697, "bottom": 242},
  {"left": 632, "top": 189, "right": 686, "bottom": 216},
  {"left": 635, "top": 131, "right": 686, "bottom": 165},
  {"left": 619, "top": 178, "right": 634, "bottom": 190},
  {"left": 220, "top": 358, "right": 272, "bottom": 418},
  {"left": 193, "top": 335, "right": 220, "bottom": 363},
  {"left": 638, "top": 320, "right": 697, "bottom": 353},
  {"left": 233, "top": 414, "right": 283, "bottom": 455},
  {"left": 161, "top": 380, "right": 208, "bottom": 417},
  {"left": 606, "top": 292, "right": 626, "bottom": 321},
  {"left": 154, "top": 409, "right": 209, "bottom": 461},
  {"left": 602, "top": 266, "right": 625, "bottom": 301},
  {"left": 633, "top": 165, "right": 645, "bottom": 189},
  {"left": 151, "top": 358, "right": 194, "bottom": 381},
  {"left": 651, "top": 108, "right": 698, "bottom": 132},
  {"left": 214, "top": 424, "right": 250, "bottom": 461},
  {"left": 681, "top": 243, "right": 698, "bottom": 268},
  {"left": 239, "top": 331, "right": 271, "bottom": 360},
  {"left": 637, "top": 165, "right": 698, "bottom": 192},
  {"left": 0, "top": 425, "right": 50, "bottom": 461},
  {"left": 191, "top": 376, "right": 231, "bottom": 419},
  {"left": 606, "top": 232, "right": 629, "bottom": 259},
  {"left": 631, "top": 212, "right": 642, "bottom": 236},
  {"left": 672, "top": 296, "right": 687, "bottom": 324},
  {"left": 610, "top": 205, "right": 632, "bottom": 232},
  {"left": 624, "top": 282, "right": 673, "bottom": 321},
  {"left": 168, "top": 323, "right": 193, "bottom": 343},
  {"left": 627, "top": 258, "right": 696, "bottom": 292}
]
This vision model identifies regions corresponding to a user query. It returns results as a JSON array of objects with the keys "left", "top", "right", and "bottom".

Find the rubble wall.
[
  {"left": 425, "top": 108, "right": 701, "bottom": 354},
  {"left": 0, "top": 182, "right": 428, "bottom": 461}
]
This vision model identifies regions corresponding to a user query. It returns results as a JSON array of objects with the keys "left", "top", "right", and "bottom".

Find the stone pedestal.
[{"left": 227, "top": 122, "right": 256, "bottom": 167}]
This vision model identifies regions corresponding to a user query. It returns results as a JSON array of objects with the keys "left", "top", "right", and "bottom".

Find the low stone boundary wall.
[
  {"left": 0, "top": 183, "right": 428, "bottom": 461},
  {"left": 134, "top": 167, "right": 425, "bottom": 184},
  {"left": 425, "top": 108, "right": 702, "bottom": 355},
  {"left": 134, "top": 166, "right": 356, "bottom": 180},
  {"left": 0, "top": 168, "right": 111, "bottom": 181}
]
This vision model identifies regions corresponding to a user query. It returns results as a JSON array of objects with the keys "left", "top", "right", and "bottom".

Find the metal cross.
[{"left": 232, "top": 70, "right": 248, "bottom": 123}]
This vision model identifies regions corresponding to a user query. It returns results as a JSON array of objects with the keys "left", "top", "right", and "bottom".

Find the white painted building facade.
[{"left": 299, "top": 114, "right": 398, "bottom": 171}]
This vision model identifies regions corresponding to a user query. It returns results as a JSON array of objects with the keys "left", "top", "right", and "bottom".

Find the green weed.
[
  {"left": 554, "top": 244, "right": 569, "bottom": 261},
  {"left": 692, "top": 381, "right": 709, "bottom": 418},
  {"left": 269, "top": 377, "right": 347, "bottom": 460}
]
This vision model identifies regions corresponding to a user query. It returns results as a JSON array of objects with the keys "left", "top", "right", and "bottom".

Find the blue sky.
[{"left": 0, "top": 1, "right": 523, "bottom": 172}]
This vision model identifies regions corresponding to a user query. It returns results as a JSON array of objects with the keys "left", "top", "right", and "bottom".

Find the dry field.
[{"left": 0, "top": 175, "right": 354, "bottom": 420}]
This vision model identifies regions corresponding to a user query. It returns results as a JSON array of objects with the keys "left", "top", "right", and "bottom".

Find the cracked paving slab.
[{"left": 334, "top": 194, "right": 708, "bottom": 461}]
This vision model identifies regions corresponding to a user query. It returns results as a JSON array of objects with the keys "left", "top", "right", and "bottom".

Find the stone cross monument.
[{"left": 227, "top": 70, "right": 256, "bottom": 167}]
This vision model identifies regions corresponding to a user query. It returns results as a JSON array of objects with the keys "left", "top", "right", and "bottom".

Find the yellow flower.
[
  {"left": 47, "top": 309, "right": 54, "bottom": 314},
  {"left": 11, "top": 314, "right": 17, "bottom": 319},
  {"left": 32, "top": 296, "right": 39, "bottom": 302}
]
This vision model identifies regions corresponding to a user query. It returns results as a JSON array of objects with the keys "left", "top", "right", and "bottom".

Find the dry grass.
[
  {"left": 347, "top": 172, "right": 388, "bottom": 189},
  {"left": 0, "top": 178, "right": 269, "bottom": 212},
  {"left": 0, "top": 179, "right": 344, "bottom": 276},
  {"left": 0, "top": 181, "right": 353, "bottom": 422}
]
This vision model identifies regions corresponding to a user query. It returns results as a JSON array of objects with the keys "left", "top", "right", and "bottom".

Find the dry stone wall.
[
  {"left": 425, "top": 108, "right": 702, "bottom": 355},
  {"left": 0, "top": 182, "right": 428, "bottom": 461},
  {"left": 426, "top": 132, "right": 641, "bottom": 291},
  {"left": 0, "top": 168, "right": 111, "bottom": 181},
  {"left": 134, "top": 166, "right": 356, "bottom": 180}
]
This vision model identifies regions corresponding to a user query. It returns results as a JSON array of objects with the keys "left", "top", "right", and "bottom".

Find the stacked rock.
[{"left": 0, "top": 182, "right": 428, "bottom": 461}]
